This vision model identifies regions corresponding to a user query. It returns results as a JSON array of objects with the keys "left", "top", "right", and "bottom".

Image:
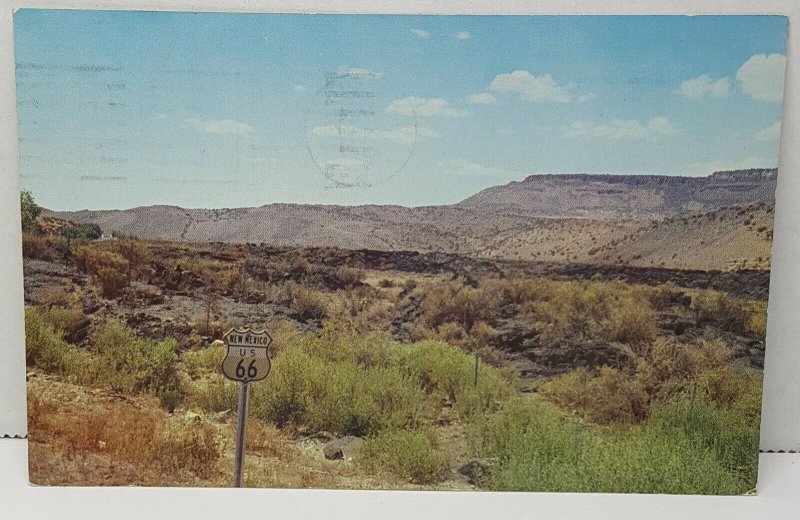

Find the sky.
[{"left": 13, "top": 11, "right": 788, "bottom": 211}]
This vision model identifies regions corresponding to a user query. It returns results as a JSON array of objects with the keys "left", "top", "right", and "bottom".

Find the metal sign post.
[
  {"left": 221, "top": 327, "right": 273, "bottom": 488},
  {"left": 233, "top": 381, "right": 250, "bottom": 487}
]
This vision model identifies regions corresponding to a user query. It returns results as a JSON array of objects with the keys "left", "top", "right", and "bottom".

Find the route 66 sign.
[{"left": 221, "top": 328, "right": 273, "bottom": 383}]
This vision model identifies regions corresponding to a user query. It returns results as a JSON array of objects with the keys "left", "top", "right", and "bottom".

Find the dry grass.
[
  {"left": 28, "top": 382, "right": 222, "bottom": 483},
  {"left": 22, "top": 232, "right": 63, "bottom": 261}
]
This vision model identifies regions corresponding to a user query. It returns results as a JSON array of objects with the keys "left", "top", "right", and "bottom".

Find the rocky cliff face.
[{"left": 456, "top": 169, "right": 778, "bottom": 219}]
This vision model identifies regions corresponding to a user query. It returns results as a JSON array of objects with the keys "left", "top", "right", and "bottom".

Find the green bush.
[
  {"left": 24, "top": 307, "right": 91, "bottom": 381},
  {"left": 356, "top": 428, "right": 448, "bottom": 484},
  {"left": 182, "top": 341, "right": 226, "bottom": 376},
  {"left": 247, "top": 328, "right": 512, "bottom": 436},
  {"left": 20, "top": 190, "right": 40, "bottom": 233},
  {"left": 34, "top": 306, "right": 85, "bottom": 341},
  {"left": 63, "top": 223, "right": 102, "bottom": 241},
  {"left": 250, "top": 345, "right": 426, "bottom": 436},
  {"left": 92, "top": 320, "right": 178, "bottom": 394}
]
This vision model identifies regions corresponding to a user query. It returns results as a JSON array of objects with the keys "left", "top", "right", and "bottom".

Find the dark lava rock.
[
  {"left": 323, "top": 436, "right": 364, "bottom": 461},
  {"left": 458, "top": 458, "right": 497, "bottom": 486},
  {"left": 65, "top": 316, "right": 91, "bottom": 344}
]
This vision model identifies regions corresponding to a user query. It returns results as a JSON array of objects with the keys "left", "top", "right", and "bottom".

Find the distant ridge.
[{"left": 45, "top": 169, "right": 778, "bottom": 270}]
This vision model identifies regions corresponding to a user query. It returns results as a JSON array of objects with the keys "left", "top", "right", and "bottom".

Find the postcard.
[{"left": 15, "top": 10, "right": 787, "bottom": 493}]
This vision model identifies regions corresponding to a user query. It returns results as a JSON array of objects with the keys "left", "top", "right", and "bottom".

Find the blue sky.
[{"left": 14, "top": 11, "right": 788, "bottom": 211}]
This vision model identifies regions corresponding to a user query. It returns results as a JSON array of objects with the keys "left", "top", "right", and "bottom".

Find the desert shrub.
[
  {"left": 333, "top": 266, "right": 364, "bottom": 289},
  {"left": 419, "top": 282, "right": 497, "bottom": 330},
  {"left": 511, "top": 279, "right": 657, "bottom": 350},
  {"left": 248, "top": 328, "right": 512, "bottom": 435},
  {"left": 692, "top": 291, "right": 751, "bottom": 333},
  {"left": 328, "top": 285, "right": 393, "bottom": 333},
  {"left": 356, "top": 428, "right": 448, "bottom": 484},
  {"left": 24, "top": 307, "right": 91, "bottom": 381},
  {"left": 92, "top": 320, "right": 177, "bottom": 394},
  {"left": 281, "top": 281, "right": 328, "bottom": 321},
  {"left": 433, "top": 320, "right": 498, "bottom": 355},
  {"left": 40, "top": 286, "right": 82, "bottom": 307},
  {"left": 159, "top": 388, "right": 181, "bottom": 413},
  {"left": 543, "top": 338, "right": 749, "bottom": 424},
  {"left": 111, "top": 239, "right": 148, "bottom": 282},
  {"left": 75, "top": 245, "right": 130, "bottom": 298},
  {"left": 746, "top": 300, "right": 768, "bottom": 337},
  {"left": 541, "top": 366, "right": 649, "bottom": 424},
  {"left": 22, "top": 232, "right": 60, "bottom": 260},
  {"left": 605, "top": 302, "right": 657, "bottom": 347},
  {"left": 585, "top": 421, "right": 744, "bottom": 495}
]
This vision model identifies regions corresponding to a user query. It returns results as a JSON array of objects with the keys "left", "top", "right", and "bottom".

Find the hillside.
[{"left": 45, "top": 169, "right": 778, "bottom": 271}]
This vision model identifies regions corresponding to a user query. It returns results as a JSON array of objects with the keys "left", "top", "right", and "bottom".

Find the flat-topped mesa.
[
  {"left": 518, "top": 168, "right": 778, "bottom": 185},
  {"left": 708, "top": 168, "right": 779, "bottom": 181}
]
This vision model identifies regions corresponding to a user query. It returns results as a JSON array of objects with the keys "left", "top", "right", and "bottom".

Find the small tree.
[{"left": 20, "top": 190, "right": 41, "bottom": 233}]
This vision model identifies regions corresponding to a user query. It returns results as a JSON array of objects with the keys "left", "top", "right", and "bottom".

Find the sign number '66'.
[{"left": 221, "top": 328, "right": 273, "bottom": 383}]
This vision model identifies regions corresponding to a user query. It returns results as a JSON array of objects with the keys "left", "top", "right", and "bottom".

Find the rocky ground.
[{"left": 23, "top": 242, "right": 768, "bottom": 388}]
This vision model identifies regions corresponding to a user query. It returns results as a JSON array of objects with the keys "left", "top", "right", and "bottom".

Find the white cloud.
[
  {"left": 467, "top": 92, "right": 497, "bottom": 105},
  {"left": 185, "top": 118, "right": 254, "bottom": 135},
  {"left": 736, "top": 54, "right": 786, "bottom": 102},
  {"left": 676, "top": 74, "right": 731, "bottom": 99},
  {"left": 447, "top": 159, "right": 521, "bottom": 177},
  {"left": 488, "top": 70, "right": 590, "bottom": 103},
  {"left": 453, "top": 31, "right": 470, "bottom": 40},
  {"left": 293, "top": 85, "right": 306, "bottom": 92},
  {"left": 410, "top": 29, "right": 430, "bottom": 39},
  {"left": 309, "top": 124, "right": 441, "bottom": 143},
  {"left": 686, "top": 157, "right": 774, "bottom": 176},
  {"left": 565, "top": 117, "right": 677, "bottom": 140},
  {"left": 756, "top": 120, "right": 782, "bottom": 141},
  {"left": 497, "top": 128, "right": 515, "bottom": 135},
  {"left": 384, "top": 96, "right": 469, "bottom": 117},
  {"left": 337, "top": 66, "right": 384, "bottom": 79}
]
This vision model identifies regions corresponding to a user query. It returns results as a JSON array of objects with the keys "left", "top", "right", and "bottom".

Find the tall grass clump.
[
  {"left": 467, "top": 397, "right": 592, "bottom": 492},
  {"left": 356, "top": 428, "right": 448, "bottom": 484},
  {"left": 92, "top": 320, "right": 178, "bottom": 394},
  {"left": 541, "top": 366, "right": 649, "bottom": 424},
  {"left": 468, "top": 394, "right": 754, "bottom": 494},
  {"left": 691, "top": 291, "right": 752, "bottom": 334}
]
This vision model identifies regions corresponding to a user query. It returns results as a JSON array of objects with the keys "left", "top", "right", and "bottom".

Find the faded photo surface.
[{"left": 16, "top": 11, "right": 787, "bottom": 493}]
